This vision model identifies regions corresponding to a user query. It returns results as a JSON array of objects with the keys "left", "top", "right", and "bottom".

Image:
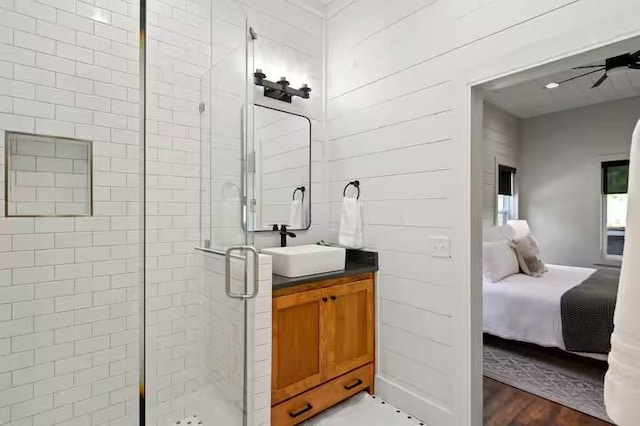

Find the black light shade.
[
  {"left": 498, "top": 165, "right": 516, "bottom": 196},
  {"left": 602, "top": 160, "right": 630, "bottom": 194}
]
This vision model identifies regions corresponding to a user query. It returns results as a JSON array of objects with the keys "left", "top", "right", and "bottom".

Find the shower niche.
[{"left": 5, "top": 132, "right": 92, "bottom": 217}]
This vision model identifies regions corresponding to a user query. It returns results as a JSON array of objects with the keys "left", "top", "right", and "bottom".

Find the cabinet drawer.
[{"left": 272, "top": 363, "right": 374, "bottom": 426}]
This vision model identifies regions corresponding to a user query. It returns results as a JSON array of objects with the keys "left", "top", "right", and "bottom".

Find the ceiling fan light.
[{"left": 545, "top": 82, "right": 560, "bottom": 89}]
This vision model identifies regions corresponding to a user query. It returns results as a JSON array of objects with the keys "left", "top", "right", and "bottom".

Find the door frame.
[{"left": 464, "top": 33, "right": 640, "bottom": 425}]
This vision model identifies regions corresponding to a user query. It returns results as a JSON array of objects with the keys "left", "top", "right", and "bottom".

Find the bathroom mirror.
[{"left": 250, "top": 104, "right": 311, "bottom": 231}]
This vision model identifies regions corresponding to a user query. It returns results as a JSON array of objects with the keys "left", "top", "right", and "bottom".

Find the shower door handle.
[{"left": 225, "top": 245, "right": 260, "bottom": 299}]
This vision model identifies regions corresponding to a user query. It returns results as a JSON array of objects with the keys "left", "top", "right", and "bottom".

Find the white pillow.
[
  {"left": 507, "top": 220, "right": 531, "bottom": 242},
  {"left": 483, "top": 225, "right": 516, "bottom": 242},
  {"left": 483, "top": 240, "right": 520, "bottom": 283}
]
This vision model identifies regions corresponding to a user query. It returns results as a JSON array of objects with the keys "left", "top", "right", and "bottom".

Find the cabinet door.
[
  {"left": 324, "top": 279, "right": 374, "bottom": 378},
  {"left": 272, "top": 289, "right": 326, "bottom": 404}
]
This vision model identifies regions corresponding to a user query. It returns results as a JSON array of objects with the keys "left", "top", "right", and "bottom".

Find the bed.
[{"left": 483, "top": 264, "right": 617, "bottom": 360}]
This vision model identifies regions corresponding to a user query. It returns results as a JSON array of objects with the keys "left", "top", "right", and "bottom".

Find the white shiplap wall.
[
  {"left": 326, "top": 1, "right": 640, "bottom": 425},
  {"left": 482, "top": 102, "right": 520, "bottom": 227}
]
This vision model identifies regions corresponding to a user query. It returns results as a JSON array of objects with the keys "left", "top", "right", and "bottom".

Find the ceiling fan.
[{"left": 545, "top": 50, "right": 640, "bottom": 89}]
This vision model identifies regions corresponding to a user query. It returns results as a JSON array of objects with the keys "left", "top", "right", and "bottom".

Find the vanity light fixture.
[{"left": 254, "top": 69, "right": 311, "bottom": 103}]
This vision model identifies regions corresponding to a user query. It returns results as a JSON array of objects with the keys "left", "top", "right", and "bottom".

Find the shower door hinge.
[
  {"left": 249, "top": 199, "right": 256, "bottom": 212},
  {"left": 199, "top": 102, "right": 206, "bottom": 113},
  {"left": 249, "top": 27, "right": 258, "bottom": 40}
]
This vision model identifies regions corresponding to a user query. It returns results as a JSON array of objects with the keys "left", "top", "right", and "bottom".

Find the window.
[
  {"left": 602, "top": 160, "right": 629, "bottom": 258},
  {"left": 496, "top": 164, "right": 517, "bottom": 226}
]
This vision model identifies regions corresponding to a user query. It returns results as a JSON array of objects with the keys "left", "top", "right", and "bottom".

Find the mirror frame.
[{"left": 245, "top": 103, "right": 312, "bottom": 232}]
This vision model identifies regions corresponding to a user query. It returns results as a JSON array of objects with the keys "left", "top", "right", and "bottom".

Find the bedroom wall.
[
  {"left": 519, "top": 96, "right": 640, "bottom": 268},
  {"left": 325, "top": 1, "right": 640, "bottom": 425},
  {"left": 482, "top": 102, "right": 521, "bottom": 228}
]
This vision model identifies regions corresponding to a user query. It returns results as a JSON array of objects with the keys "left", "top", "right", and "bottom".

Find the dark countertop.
[{"left": 271, "top": 248, "right": 378, "bottom": 290}]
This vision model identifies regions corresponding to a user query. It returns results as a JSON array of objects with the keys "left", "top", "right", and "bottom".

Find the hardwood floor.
[{"left": 484, "top": 378, "right": 612, "bottom": 426}]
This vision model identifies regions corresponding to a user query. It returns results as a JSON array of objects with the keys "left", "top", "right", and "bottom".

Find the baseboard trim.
[{"left": 374, "top": 375, "right": 453, "bottom": 426}]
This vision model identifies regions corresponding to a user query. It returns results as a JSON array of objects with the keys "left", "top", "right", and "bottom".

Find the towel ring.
[
  {"left": 343, "top": 180, "right": 360, "bottom": 199},
  {"left": 293, "top": 186, "right": 305, "bottom": 201}
]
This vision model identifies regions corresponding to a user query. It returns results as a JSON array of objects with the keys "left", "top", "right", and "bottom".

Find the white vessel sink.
[{"left": 262, "top": 245, "right": 346, "bottom": 278}]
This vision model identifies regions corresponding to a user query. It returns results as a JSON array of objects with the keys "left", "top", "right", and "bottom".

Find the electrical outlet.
[{"left": 429, "top": 236, "right": 451, "bottom": 258}]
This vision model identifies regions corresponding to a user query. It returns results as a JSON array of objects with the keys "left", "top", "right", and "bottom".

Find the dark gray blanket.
[{"left": 560, "top": 268, "right": 620, "bottom": 354}]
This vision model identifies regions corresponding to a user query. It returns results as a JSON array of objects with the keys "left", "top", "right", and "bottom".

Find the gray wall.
[
  {"left": 519, "top": 96, "right": 640, "bottom": 267},
  {"left": 482, "top": 102, "right": 520, "bottom": 228}
]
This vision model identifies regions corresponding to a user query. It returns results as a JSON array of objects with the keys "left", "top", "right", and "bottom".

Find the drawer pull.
[
  {"left": 343, "top": 379, "right": 363, "bottom": 390},
  {"left": 289, "top": 403, "right": 314, "bottom": 418}
]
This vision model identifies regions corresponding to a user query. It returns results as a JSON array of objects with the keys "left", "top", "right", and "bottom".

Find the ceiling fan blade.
[
  {"left": 572, "top": 65, "right": 605, "bottom": 69},
  {"left": 555, "top": 68, "right": 605, "bottom": 85},
  {"left": 592, "top": 73, "right": 608, "bottom": 88}
]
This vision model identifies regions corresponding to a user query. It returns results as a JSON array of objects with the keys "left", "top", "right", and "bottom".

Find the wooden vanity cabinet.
[
  {"left": 272, "top": 288, "right": 327, "bottom": 403},
  {"left": 324, "top": 279, "right": 374, "bottom": 378},
  {"left": 272, "top": 273, "right": 375, "bottom": 426}
]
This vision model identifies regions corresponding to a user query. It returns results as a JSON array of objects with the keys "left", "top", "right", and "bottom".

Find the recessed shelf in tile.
[{"left": 5, "top": 132, "right": 93, "bottom": 217}]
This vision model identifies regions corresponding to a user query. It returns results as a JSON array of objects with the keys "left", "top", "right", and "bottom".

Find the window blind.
[
  {"left": 498, "top": 165, "right": 516, "bottom": 196},
  {"left": 602, "top": 160, "right": 630, "bottom": 195}
]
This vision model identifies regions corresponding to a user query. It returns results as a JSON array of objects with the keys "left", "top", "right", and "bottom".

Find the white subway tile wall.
[
  {"left": 6, "top": 133, "right": 92, "bottom": 217},
  {"left": 0, "top": 1, "right": 142, "bottom": 426},
  {"left": 198, "top": 253, "right": 272, "bottom": 426},
  {"left": 1, "top": 0, "right": 324, "bottom": 425},
  {"left": 144, "top": 0, "right": 211, "bottom": 423}
]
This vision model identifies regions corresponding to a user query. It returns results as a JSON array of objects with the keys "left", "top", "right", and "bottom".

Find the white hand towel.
[
  {"left": 339, "top": 197, "right": 363, "bottom": 248},
  {"left": 288, "top": 199, "right": 304, "bottom": 229},
  {"left": 605, "top": 120, "right": 640, "bottom": 426}
]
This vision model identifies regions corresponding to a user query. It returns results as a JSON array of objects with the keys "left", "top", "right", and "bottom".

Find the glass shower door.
[
  {"left": 144, "top": 0, "right": 255, "bottom": 425},
  {"left": 199, "top": 0, "right": 258, "bottom": 424}
]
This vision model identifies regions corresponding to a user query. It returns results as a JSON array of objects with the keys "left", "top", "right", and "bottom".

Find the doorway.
[{"left": 469, "top": 35, "right": 640, "bottom": 426}]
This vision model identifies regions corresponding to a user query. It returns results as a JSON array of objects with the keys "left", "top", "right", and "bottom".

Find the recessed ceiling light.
[{"left": 545, "top": 82, "right": 560, "bottom": 89}]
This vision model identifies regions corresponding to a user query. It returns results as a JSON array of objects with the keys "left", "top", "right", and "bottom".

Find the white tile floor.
[
  {"left": 304, "top": 393, "right": 427, "bottom": 426},
  {"left": 169, "top": 390, "right": 425, "bottom": 426},
  {"left": 167, "top": 384, "right": 242, "bottom": 426}
]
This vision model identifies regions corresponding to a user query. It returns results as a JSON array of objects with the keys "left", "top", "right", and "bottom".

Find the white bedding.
[{"left": 483, "top": 264, "right": 597, "bottom": 352}]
